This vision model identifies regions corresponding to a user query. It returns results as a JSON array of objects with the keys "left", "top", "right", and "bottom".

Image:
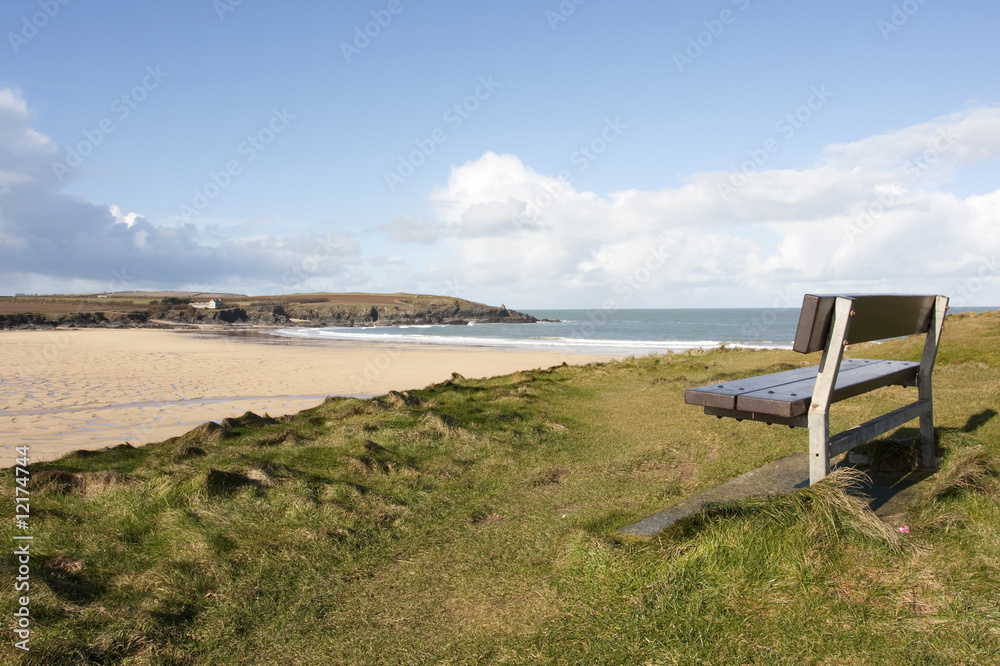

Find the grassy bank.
[{"left": 3, "top": 311, "right": 999, "bottom": 664}]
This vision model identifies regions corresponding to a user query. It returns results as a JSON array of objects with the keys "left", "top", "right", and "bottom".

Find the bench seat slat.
[
  {"left": 683, "top": 359, "right": 872, "bottom": 411},
  {"left": 684, "top": 358, "right": 919, "bottom": 418},
  {"left": 738, "top": 359, "right": 919, "bottom": 417}
]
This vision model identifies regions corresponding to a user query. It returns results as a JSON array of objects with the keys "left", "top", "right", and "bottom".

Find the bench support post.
[
  {"left": 808, "top": 297, "right": 854, "bottom": 485},
  {"left": 917, "top": 295, "right": 949, "bottom": 467}
]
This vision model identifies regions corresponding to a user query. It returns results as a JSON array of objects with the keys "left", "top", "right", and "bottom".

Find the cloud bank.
[
  {"left": 0, "top": 89, "right": 358, "bottom": 295},
  {"left": 420, "top": 107, "right": 1000, "bottom": 307}
]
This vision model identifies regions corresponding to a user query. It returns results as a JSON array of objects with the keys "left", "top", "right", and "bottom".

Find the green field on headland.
[
  {"left": 4, "top": 311, "right": 999, "bottom": 664},
  {"left": 0, "top": 291, "right": 534, "bottom": 329}
]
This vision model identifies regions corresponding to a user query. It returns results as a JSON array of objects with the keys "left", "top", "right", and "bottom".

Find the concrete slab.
[
  {"left": 620, "top": 453, "right": 936, "bottom": 537},
  {"left": 620, "top": 453, "right": 810, "bottom": 538},
  {"left": 866, "top": 468, "right": 936, "bottom": 517}
]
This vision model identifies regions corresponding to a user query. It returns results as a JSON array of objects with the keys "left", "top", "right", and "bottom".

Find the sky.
[{"left": 1, "top": 0, "right": 999, "bottom": 309}]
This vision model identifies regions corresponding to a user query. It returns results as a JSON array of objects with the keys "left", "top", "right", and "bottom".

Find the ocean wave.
[{"left": 269, "top": 328, "right": 790, "bottom": 354}]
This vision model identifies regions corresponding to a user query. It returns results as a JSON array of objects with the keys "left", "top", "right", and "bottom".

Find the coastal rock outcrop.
[{"left": 0, "top": 293, "right": 537, "bottom": 330}]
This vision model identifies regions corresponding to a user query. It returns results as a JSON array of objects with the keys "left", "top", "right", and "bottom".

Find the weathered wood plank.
[
  {"left": 683, "top": 359, "right": 871, "bottom": 410},
  {"left": 684, "top": 364, "right": 820, "bottom": 410},
  {"left": 686, "top": 359, "right": 918, "bottom": 417},
  {"left": 737, "top": 360, "right": 919, "bottom": 418},
  {"left": 792, "top": 294, "right": 937, "bottom": 354},
  {"left": 704, "top": 406, "right": 808, "bottom": 428}
]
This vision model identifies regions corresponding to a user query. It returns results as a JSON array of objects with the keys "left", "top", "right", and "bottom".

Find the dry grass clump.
[
  {"left": 691, "top": 467, "right": 901, "bottom": 551},
  {"left": 794, "top": 467, "right": 902, "bottom": 549},
  {"left": 928, "top": 445, "right": 999, "bottom": 499},
  {"left": 45, "top": 555, "right": 86, "bottom": 576},
  {"left": 243, "top": 463, "right": 291, "bottom": 488},
  {"left": 164, "top": 420, "right": 230, "bottom": 446},
  {"left": 174, "top": 445, "right": 207, "bottom": 460},
  {"left": 205, "top": 468, "right": 262, "bottom": 496},
  {"left": 381, "top": 390, "right": 422, "bottom": 409},
  {"left": 220, "top": 410, "right": 277, "bottom": 430},
  {"left": 28, "top": 469, "right": 83, "bottom": 493},
  {"left": 78, "top": 471, "right": 136, "bottom": 495},
  {"left": 29, "top": 469, "right": 135, "bottom": 495},
  {"left": 248, "top": 429, "right": 303, "bottom": 447}
]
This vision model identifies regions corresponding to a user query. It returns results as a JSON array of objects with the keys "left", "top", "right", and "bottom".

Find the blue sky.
[{"left": 1, "top": 0, "right": 999, "bottom": 308}]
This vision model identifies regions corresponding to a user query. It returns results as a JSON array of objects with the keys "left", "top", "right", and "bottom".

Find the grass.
[{"left": 2, "top": 311, "right": 999, "bottom": 664}]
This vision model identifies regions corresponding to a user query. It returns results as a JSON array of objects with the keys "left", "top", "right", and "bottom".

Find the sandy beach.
[{"left": 1, "top": 328, "right": 606, "bottom": 464}]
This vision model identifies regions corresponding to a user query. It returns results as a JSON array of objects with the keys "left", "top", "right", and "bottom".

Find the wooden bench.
[{"left": 685, "top": 294, "right": 949, "bottom": 485}]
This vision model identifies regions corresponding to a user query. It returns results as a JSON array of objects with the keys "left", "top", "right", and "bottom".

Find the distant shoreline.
[{"left": 0, "top": 291, "right": 537, "bottom": 330}]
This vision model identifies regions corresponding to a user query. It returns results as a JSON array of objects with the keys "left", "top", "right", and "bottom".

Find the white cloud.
[
  {"left": 421, "top": 107, "right": 1000, "bottom": 307},
  {"left": 0, "top": 88, "right": 361, "bottom": 295},
  {"left": 0, "top": 89, "right": 27, "bottom": 115},
  {"left": 109, "top": 204, "right": 142, "bottom": 228},
  {"left": 822, "top": 106, "right": 1000, "bottom": 174},
  {"left": 381, "top": 215, "right": 449, "bottom": 244}
]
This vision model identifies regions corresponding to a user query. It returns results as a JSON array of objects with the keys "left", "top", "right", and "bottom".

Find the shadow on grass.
[
  {"left": 961, "top": 408, "right": 997, "bottom": 433},
  {"left": 38, "top": 560, "right": 105, "bottom": 605},
  {"left": 862, "top": 468, "right": 936, "bottom": 514},
  {"left": 846, "top": 410, "right": 996, "bottom": 513}
]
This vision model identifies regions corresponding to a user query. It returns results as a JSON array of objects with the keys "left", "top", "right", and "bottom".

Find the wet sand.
[{"left": 1, "top": 328, "right": 606, "bottom": 464}]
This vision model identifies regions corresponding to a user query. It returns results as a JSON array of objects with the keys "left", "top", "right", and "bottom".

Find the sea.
[{"left": 270, "top": 307, "right": 996, "bottom": 356}]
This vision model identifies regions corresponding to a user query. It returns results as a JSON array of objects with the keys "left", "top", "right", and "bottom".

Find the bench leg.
[
  {"left": 916, "top": 294, "right": 947, "bottom": 469},
  {"left": 809, "top": 412, "right": 830, "bottom": 485},
  {"left": 807, "top": 296, "right": 853, "bottom": 485},
  {"left": 919, "top": 406, "right": 936, "bottom": 468}
]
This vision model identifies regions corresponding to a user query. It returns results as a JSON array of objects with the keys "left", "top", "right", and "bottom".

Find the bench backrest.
[{"left": 793, "top": 294, "right": 941, "bottom": 354}]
